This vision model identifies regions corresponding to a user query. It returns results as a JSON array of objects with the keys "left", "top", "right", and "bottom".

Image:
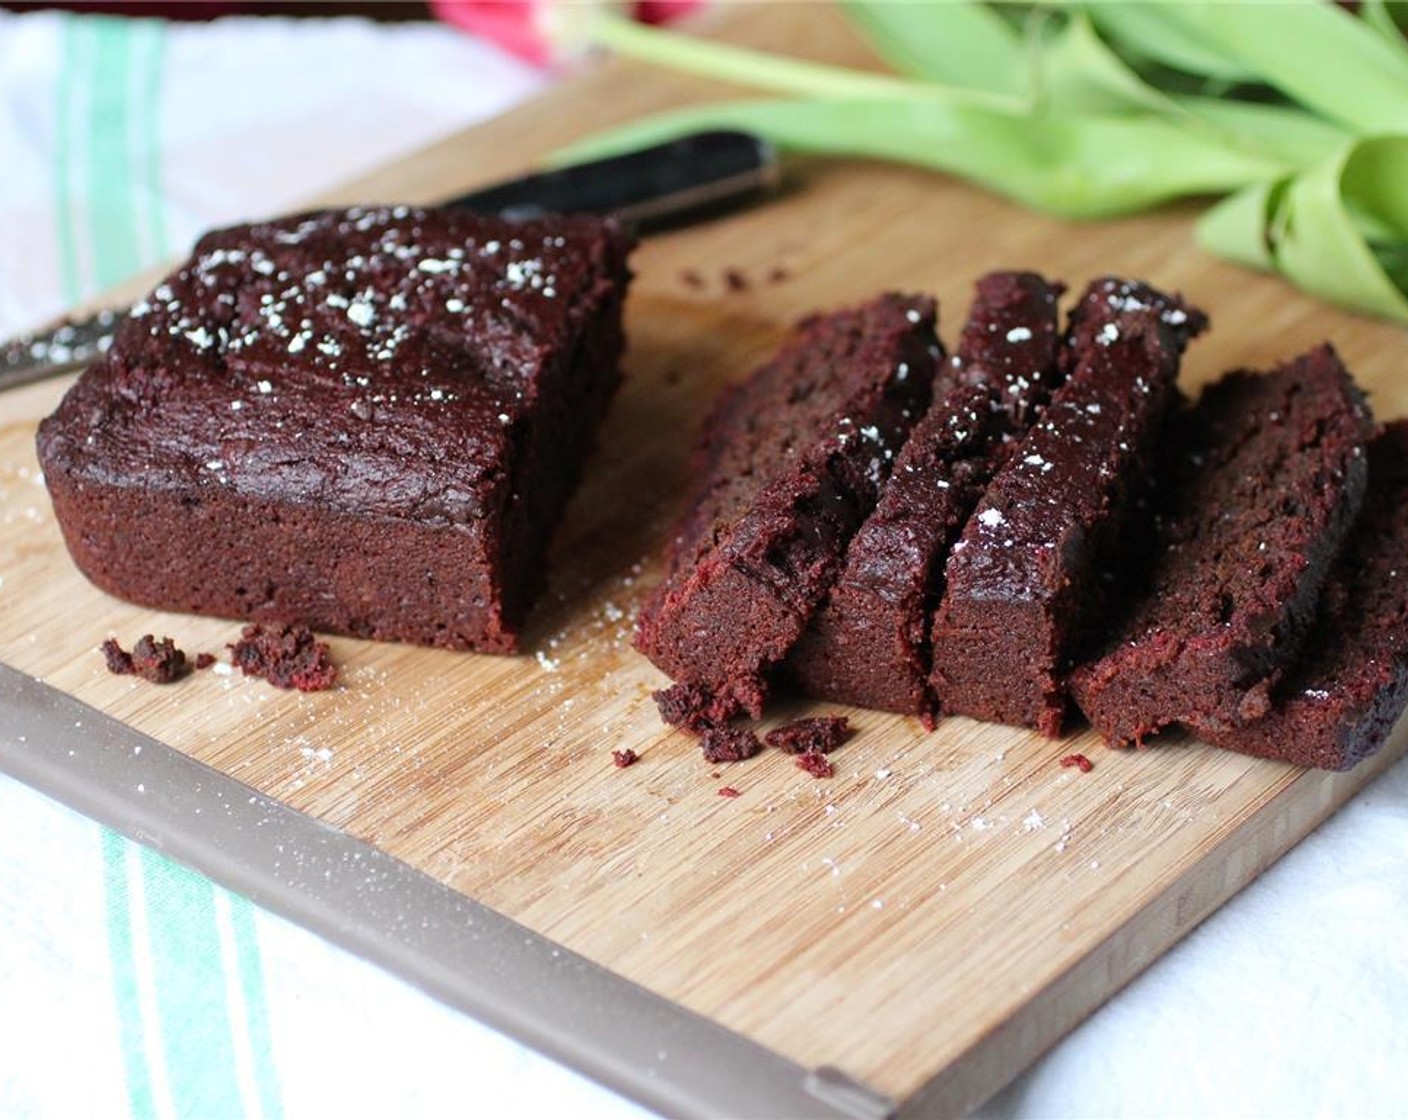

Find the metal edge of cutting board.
[{"left": 0, "top": 661, "right": 897, "bottom": 1120}]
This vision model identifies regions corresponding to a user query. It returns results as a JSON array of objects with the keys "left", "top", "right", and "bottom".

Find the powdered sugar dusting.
[{"left": 140, "top": 207, "right": 575, "bottom": 385}]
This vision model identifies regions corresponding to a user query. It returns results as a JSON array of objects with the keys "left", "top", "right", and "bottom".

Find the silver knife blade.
[
  {"left": 0, "top": 307, "right": 125, "bottom": 390},
  {"left": 0, "top": 130, "right": 778, "bottom": 393}
]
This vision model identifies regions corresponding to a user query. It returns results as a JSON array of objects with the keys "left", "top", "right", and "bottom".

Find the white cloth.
[
  {"left": 981, "top": 754, "right": 1408, "bottom": 1118},
  {"left": 1, "top": 9, "right": 1405, "bottom": 1118}
]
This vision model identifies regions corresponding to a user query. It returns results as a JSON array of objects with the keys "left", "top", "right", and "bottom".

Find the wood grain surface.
[{"left": 3, "top": 5, "right": 1406, "bottom": 1113}]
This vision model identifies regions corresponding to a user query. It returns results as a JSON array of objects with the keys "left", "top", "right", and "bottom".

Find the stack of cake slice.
[
  {"left": 927, "top": 278, "right": 1207, "bottom": 734},
  {"left": 1188, "top": 421, "right": 1408, "bottom": 770},
  {"left": 636, "top": 273, "right": 1408, "bottom": 773},
  {"left": 637, "top": 274, "right": 1205, "bottom": 740},
  {"left": 634, "top": 293, "right": 941, "bottom": 725},
  {"left": 786, "top": 272, "right": 1066, "bottom": 724},
  {"left": 1071, "top": 346, "right": 1372, "bottom": 744}
]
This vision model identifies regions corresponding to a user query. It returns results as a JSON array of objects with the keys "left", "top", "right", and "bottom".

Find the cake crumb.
[
  {"left": 194, "top": 652, "right": 216, "bottom": 670},
  {"left": 700, "top": 725, "right": 762, "bottom": 763},
  {"left": 1060, "top": 753, "right": 1094, "bottom": 773},
  {"left": 764, "top": 715, "right": 851, "bottom": 755},
  {"left": 229, "top": 624, "right": 337, "bottom": 691},
  {"left": 795, "top": 750, "right": 834, "bottom": 779},
  {"left": 102, "top": 635, "right": 188, "bottom": 684},
  {"left": 654, "top": 681, "right": 735, "bottom": 732},
  {"left": 612, "top": 748, "right": 639, "bottom": 768},
  {"left": 101, "top": 638, "right": 133, "bottom": 676},
  {"left": 717, "top": 786, "right": 741, "bottom": 798}
]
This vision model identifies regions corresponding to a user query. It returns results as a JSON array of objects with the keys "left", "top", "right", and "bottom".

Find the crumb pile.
[
  {"left": 102, "top": 635, "right": 188, "bottom": 684},
  {"left": 230, "top": 623, "right": 338, "bottom": 692},
  {"left": 102, "top": 624, "right": 339, "bottom": 693}
]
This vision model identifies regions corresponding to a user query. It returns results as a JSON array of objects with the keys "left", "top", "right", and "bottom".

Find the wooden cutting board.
[{"left": 3, "top": 5, "right": 1406, "bottom": 1114}]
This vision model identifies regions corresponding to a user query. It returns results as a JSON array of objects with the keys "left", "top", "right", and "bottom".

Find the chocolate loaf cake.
[
  {"left": 1071, "top": 345, "right": 1372, "bottom": 745},
  {"left": 634, "top": 294, "right": 939, "bottom": 723},
  {"left": 787, "top": 272, "right": 1064, "bottom": 719},
  {"left": 37, "top": 206, "right": 632, "bottom": 652},
  {"left": 1200, "top": 421, "right": 1408, "bottom": 770},
  {"left": 928, "top": 278, "right": 1207, "bottom": 736}
]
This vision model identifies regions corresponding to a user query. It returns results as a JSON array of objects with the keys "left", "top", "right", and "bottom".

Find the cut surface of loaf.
[
  {"left": 1072, "top": 345, "right": 1373, "bottom": 745},
  {"left": 927, "top": 278, "right": 1207, "bottom": 736},
  {"left": 37, "top": 206, "right": 633, "bottom": 653},
  {"left": 1197, "top": 420, "right": 1408, "bottom": 770},
  {"left": 634, "top": 293, "right": 939, "bottom": 723},
  {"left": 787, "top": 271, "right": 1065, "bottom": 720}
]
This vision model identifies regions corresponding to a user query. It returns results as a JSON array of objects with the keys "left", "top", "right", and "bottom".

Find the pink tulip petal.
[{"left": 431, "top": 0, "right": 553, "bottom": 65}]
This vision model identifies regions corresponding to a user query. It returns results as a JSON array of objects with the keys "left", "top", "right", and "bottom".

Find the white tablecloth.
[{"left": 0, "top": 10, "right": 1404, "bottom": 1118}]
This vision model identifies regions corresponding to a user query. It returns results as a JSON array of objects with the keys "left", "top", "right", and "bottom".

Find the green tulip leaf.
[
  {"left": 564, "top": 3, "right": 1408, "bottom": 323},
  {"left": 838, "top": 0, "right": 1026, "bottom": 97},
  {"left": 560, "top": 96, "right": 1288, "bottom": 219},
  {"left": 1198, "top": 138, "right": 1408, "bottom": 323}
]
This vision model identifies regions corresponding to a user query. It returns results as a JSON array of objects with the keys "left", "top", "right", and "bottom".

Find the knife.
[
  {"left": 0, "top": 130, "right": 779, "bottom": 391},
  {"left": 0, "top": 661, "right": 893, "bottom": 1120}
]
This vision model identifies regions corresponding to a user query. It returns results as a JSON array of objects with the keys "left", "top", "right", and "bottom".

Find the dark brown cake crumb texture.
[
  {"left": 1070, "top": 345, "right": 1372, "bottom": 745},
  {"left": 795, "top": 750, "right": 835, "bottom": 778},
  {"left": 652, "top": 681, "right": 724, "bottom": 732},
  {"left": 229, "top": 624, "right": 337, "bottom": 691},
  {"left": 681, "top": 266, "right": 788, "bottom": 291},
  {"left": 102, "top": 635, "right": 187, "bottom": 684},
  {"left": 764, "top": 716, "right": 851, "bottom": 754},
  {"left": 700, "top": 725, "right": 763, "bottom": 763},
  {"left": 101, "top": 638, "right": 132, "bottom": 675}
]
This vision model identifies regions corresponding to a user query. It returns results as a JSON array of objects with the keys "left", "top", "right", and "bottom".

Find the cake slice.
[
  {"left": 927, "top": 278, "right": 1207, "bottom": 736},
  {"left": 37, "top": 206, "right": 632, "bottom": 652},
  {"left": 1071, "top": 345, "right": 1372, "bottom": 745},
  {"left": 634, "top": 294, "right": 939, "bottom": 723},
  {"left": 1199, "top": 421, "right": 1408, "bottom": 770},
  {"left": 786, "top": 272, "right": 1064, "bottom": 720}
]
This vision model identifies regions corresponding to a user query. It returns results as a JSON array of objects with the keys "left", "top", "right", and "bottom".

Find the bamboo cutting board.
[{"left": 3, "top": 5, "right": 1407, "bottom": 1114}]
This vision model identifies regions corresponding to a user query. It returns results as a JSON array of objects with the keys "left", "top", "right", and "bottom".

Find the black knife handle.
[{"left": 449, "top": 130, "right": 780, "bottom": 231}]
